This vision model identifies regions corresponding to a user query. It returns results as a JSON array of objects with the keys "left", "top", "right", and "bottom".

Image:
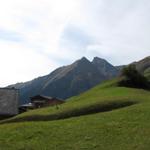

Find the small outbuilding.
[
  {"left": 0, "top": 88, "right": 19, "bottom": 116},
  {"left": 19, "top": 103, "right": 34, "bottom": 113},
  {"left": 30, "top": 95, "right": 64, "bottom": 108}
]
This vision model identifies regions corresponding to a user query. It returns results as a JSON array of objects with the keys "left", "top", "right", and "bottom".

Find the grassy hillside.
[{"left": 0, "top": 79, "right": 150, "bottom": 150}]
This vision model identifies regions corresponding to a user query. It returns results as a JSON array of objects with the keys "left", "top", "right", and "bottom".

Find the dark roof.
[{"left": 30, "top": 95, "right": 64, "bottom": 102}]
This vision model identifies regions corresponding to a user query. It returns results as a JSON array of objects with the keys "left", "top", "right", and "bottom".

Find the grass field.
[{"left": 0, "top": 79, "right": 150, "bottom": 150}]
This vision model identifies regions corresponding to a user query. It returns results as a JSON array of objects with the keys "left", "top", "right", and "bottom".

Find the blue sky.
[
  {"left": 0, "top": 29, "right": 23, "bottom": 42},
  {"left": 0, "top": 0, "right": 149, "bottom": 86}
]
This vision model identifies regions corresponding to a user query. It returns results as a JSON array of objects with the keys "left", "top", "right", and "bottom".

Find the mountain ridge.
[
  {"left": 8, "top": 56, "right": 150, "bottom": 104},
  {"left": 9, "top": 57, "right": 115, "bottom": 104}
]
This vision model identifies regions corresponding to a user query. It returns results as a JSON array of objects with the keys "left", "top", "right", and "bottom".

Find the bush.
[{"left": 119, "top": 64, "right": 149, "bottom": 89}]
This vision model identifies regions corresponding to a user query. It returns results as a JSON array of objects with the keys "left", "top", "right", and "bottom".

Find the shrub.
[{"left": 119, "top": 64, "right": 149, "bottom": 89}]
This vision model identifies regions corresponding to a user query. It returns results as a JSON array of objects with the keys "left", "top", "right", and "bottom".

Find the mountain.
[
  {"left": 115, "top": 65, "right": 126, "bottom": 72},
  {"left": 39, "top": 57, "right": 106, "bottom": 100},
  {"left": 92, "top": 57, "right": 119, "bottom": 78},
  {"left": 9, "top": 56, "right": 150, "bottom": 104},
  {"left": 133, "top": 56, "right": 150, "bottom": 74},
  {"left": 116, "top": 56, "right": 150, "bottom": 74},
  {"left": 134, "top": 56, "right": 150, "bottom": 80},
  {"left": 10, "top": 57, "right": 117, "bottom": 104}
]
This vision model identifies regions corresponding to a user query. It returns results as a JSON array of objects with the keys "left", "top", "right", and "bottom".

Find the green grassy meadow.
[{"left": 0, "top": 79, "right": 150, "bottom": 150}]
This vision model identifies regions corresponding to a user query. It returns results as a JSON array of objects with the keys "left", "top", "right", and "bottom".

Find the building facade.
[
  {"left": 30, "top": 95, "right": 64, "bottom": 108},
  {"left": 0, "top": 88, "right": 19, "bottom": 116}
]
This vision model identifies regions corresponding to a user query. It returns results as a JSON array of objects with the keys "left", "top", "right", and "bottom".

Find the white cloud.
[
  {"left": 69, "top": 0, "right": 150, "bottom": 64},
  {"left": 0, "top": 41, "right": 59, "bottom": 86},
  {"left": 0, "top": 0, "right": 81, "bottom": 86},
  {"left": 0, "top": 0, "right": 80, "bottom": 56},
  {"left": 0, "top": 0, "right": 149, "bottom": 86}
]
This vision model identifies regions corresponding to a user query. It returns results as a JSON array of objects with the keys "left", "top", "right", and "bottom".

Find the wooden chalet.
[{"left": 30, "top": 95, "right": 64, "bottom": 108}]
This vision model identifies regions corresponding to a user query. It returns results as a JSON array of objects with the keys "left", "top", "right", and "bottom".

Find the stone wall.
[{"left": 0, "top": 88, "right": 19, "bottom": 115}]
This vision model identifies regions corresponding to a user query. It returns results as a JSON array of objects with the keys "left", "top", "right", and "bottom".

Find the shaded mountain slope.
[
  {"left": 134, "top": 56, "right": 150, "bottom": 76},
  {"left": 117, "top": 56, "right": 150, "bottom": 75},
  {"left": 9, "top": 56, "right": 149, "bottom": 104},
  {"left": 40, "top": 57, "right": 106, "bottom": 100},
  {"left": 9, "top": 57, "right": 150, "bottom": 104},
  {"left": 10, "top": 57, "right": 112, "bottom": 104},
  {"left": 92, "top": 57, "right": 119, "bottom": 78}
]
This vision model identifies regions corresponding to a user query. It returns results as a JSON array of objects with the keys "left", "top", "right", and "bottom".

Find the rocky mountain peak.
[
  {"left": 72, "top": 57, "right": 91, "bottom": 68},
  {"left": 92, "top": 57, "right": 119, "bottom": 78},
  {"left": 76, "top": 57, "right": 90, "bottom": 64},
  {"left": 92, "top": 57, "right": 108, "bottom": 65}
]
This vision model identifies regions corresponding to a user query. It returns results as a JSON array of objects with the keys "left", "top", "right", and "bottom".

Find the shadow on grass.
[
  {"left": 1, "top": 100, "right": 138, "bottom": 124},
  {"left": 0, "top": 115, "right": 14, "bottom": 121}
]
